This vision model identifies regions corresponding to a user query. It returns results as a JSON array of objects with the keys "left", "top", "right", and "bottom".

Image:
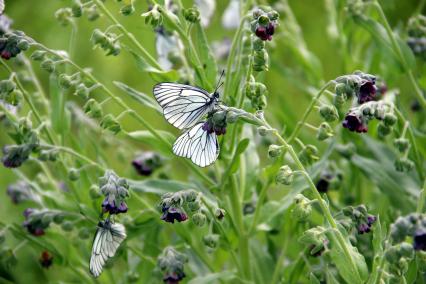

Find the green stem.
[
  {"left": 417, "top": 180, "right": 426, "bottom": 213},
  {"left": 92, "top": 0, "right": 163, "bottom": 70},
  {"left": 249, "top": 181, "right": 271, "bottom": 234},
  {"left": 372, "top": 1, "right": 426, "bottom": 109}
]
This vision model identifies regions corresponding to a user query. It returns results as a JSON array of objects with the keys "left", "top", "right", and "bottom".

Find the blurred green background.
[{"left": 0, "top": 0, "right": 423, "bottom": 282}]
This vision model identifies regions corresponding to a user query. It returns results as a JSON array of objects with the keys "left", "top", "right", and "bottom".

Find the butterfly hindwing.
[
  {"left": 153, "top": 83, "right": 214, "bottom": 130},
  {"left": 173, "top": 122, "right": 219, "bottom": 167},
  {"left": 89, "top": 221, "right": 126, "bottom": 278}
]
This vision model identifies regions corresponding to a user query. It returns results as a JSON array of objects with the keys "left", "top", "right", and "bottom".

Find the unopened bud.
[
  {"left": 319, "top": 104, "right": 339, "bottom": 122},
  {"left": 192, "top": 212, "right": 206, "bottom": 227},
  {"left": 268, "top": 144, "right": 282, "bottom": 158},
  {"left": 377, "top": 123, "right": 391, "bottom": 137},
  {"left": 258, "top": 126, "right": 268, "bottom": 136},
  {"left": 292, "top": 194, "right": 312, "bottom": 222},
  {"left": 61, "top": 221, "right": 74, "bottom": 232},
  {"left": 393, "top": 138, "right": 409, "bottom": 153},
  {"left": 276, "top": 165, "right": 294, "bottom": 185},
  {"left": 215, "top": 208, "right": 225, "bottom": 220},
  {"left": 203, "top": 234, "right": 220, "bottom": 249},
  {"left": 68, "top": 168, "right": 80, "bottom": 181},
  {"left": 317, "top": 122, "right": 333, "bottom": 141},
  {"left": 41, "top": 59, "right": 55, "bottom": 73},
  {"left": 383, "top": 113, "right": 397, "bottom": 127},
  {"left": 30, "top": 50, "right": 46, "bottom": 61}
]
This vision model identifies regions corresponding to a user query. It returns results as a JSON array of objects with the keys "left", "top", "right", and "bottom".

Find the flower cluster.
[
  {"left": 384, "top": 242, "right": 415, "bottom": 282},
  {"left": 99, "top": 170, "right": 130, "bottom": 215},
  {"left": 157, "top": 247, "right": 188, "bottom": 284},
  {"left": 251, "top": 9, "right": 279, "bottom": 41},
  {"left": 7, "top": 181, "right": 39, "bottom": 204},
  {"left": 298, "top": 226, "right": 328, "bottom": 257},
  {"left": 22, "top": 208, "right": 52, "bottom": 236},
  {"left": 91, "top": 29, "right": 121, "bottom": 56},
  {"left": 132, "top": 152, "right": 163, "bottom": 176},
  {"left": 407, "top": 15, "right": 426, "bottom": 60},
  {"left": 159, "top": 190, "right": 206, "bottom": 226},
  {"left": 334, "top": 71, "right": 378, "bottom": 107},
  {"left": 142, "top": 5, "right": 163, "bottom": 28},
  {"left": 202, "top": 110, "right": 228, "bottom": 135},
  {"left": 339, "top": 205, "right": 376, "bottom": 235},
  {"left": 0, "top": 31, "right": 30, "bottom": 60},
  {"left": 0, "top": 77, "right": 22, "bottom": 107},
  {"left": 390, "top": 213, "right": 426, "bottom": 251},
  {"left": 244, "top": 75, "right": 268, "bottom": 110}
]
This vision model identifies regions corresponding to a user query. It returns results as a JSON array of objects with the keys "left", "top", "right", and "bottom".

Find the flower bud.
[
  {"left": 393, "top": 138, "right": 409, "bottom": 153},
  {"left": 257, "top": 126, "right": 268, "bottom": 136},
  {"left": 17, "top": 40, "right": 29, "bottom": 51},
  {"left": 226, "top": 111, "right": 238, "bottom": 124},
  {"left": 75, "top": 83, "right": 90, "bottom": 100},
  {"left": 58, "top": 74, "right": 73, "bottom": 89},
  {"left": 377, "top": 123, "right": 391, "bottom": 137},
  {"left": 55, "top": 8, "right": 72, "bottom": 26},
  {"left": 71, "top": 0, "right": 83, "bottom": 17},
  {"left": 142, "top": 5, "right": 163, "bottom": 28},
  {"left": 383, "top": 113, "right": 397, "bottom": 127},
  {"left": 41, "top": 59, "right": 55, "bottom": 73},
  {"left": 183, "top": 7, "right": 200, "bottom": 23},
  {"left": 394, "top": 157, "right": 414, "bottom": 172},
  {"left": 385, "top": 246, "right": 400, "bottom": 264},
  {"left": 276, "top": 165, "right": 294, "bottom": 185},
  {"left": 100, "top": 114, "right": 121, "bottom": 134},
  {"left": 30, "top": 50, "right": 46, "bottom": 61},
  {"left": 319, "top": 104, "right": 339, "bottom": 122},
  {"left": 120, "top": 4, "right": 135, "bottom": 16},
  {"left": 89, "top": 184, "right": 102, "bottom": 199},
  {"left": 187, "top": 200, "right": 201, "bottom": 212},
  {"left": 333, "top": 93, "right": 346, "bottom": 107},
  {"left": 4, "top": 90, "right": 22, "bottom": 106},
  {"left": 215, "top": 208, "right": 225, "bottom": 220},
  {"left": 317, "top": 122, "right": 333, "bottom": 141},
  {"left": 253, "top": 49, "right": 269, "bottom": 72},
  {"left": 0, "top": 79, "right": 16, "bottom": 93},
  {"left": 192, "top": 212, "right": 206, "bottom": 227},
  {"left": 298, "top": 145, "right": 319, "bottom": 165},
  {"left": 87, "top": 5, "right": 100, "bottom": 21},
  {"left": 84, "top": 99, "right": 103, "bottom": 118},
  {"left": 268, "top": 144, "right": 282, "bottom": 158},
  {"left": 292, "top": 194, "right": 312, "bottom": 222},
  {"left": 253, "top": 37, "right": 265, "bottom": 51},
  {"left": 399, "top": 242, "right": 414, "bottom": 258},
  {"left": 203, "top": 234, "right": 220, "bottom": 249},
  {"left": 68, "top": 168, "right": 80, "bottom": 181},
  {"left": 61, "top": 221, "right": 74, "bottom": 232},
  {"left": 335, "top": 83, "right": 346, "bottom": 96},
  {"left": 53, "top": 214, "right": 65, "bottom": 224}
]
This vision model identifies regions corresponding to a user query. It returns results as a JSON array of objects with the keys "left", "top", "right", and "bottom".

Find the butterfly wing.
[
  {"left": 0, "top": 0, "right": 4, "bottom": 15},
  {"left": 173, "top": 122, "right": 219, "bottom": 167},
  {"left": 153, "top": 83, "right": 213, "bottom": 130},
  {"left": 89, "top": 222, "right": 126, "bottom": 277}
]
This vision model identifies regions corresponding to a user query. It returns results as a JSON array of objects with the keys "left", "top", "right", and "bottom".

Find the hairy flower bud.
[
  {"left": 214, "top": 208, "right": 225, "bottom": 220},
  {"left": 121, "top": 4, "right": 135, "bottom": 16},
  {"left": 183, "top": 7, "right": 201, "bottom": 23},
  {"left": 317, "top": 122, "right": 333, "bottom": 141},
  {"left": 377, "top": 123, "right": 391, "bottom": 137},
  {"left": 268, "top": 144, "right": 282, "bottom": 158},
  {"left": 192, "top": 212, "right": 207, "bottom": 227},
  {"left": 84, "top": 99, "right": 103, "bottom": 118},
  {"left": 203, "top": 234, "right": 220, "bottom": 249},
  {"left": 298, "top": 145, "right": 319, "bottom": 165},
  {"left": 71, "top": 0, "right": 83, "bottom": 17},
  {"left": 383, "top": 113, "right": 397, "bottom": 127},
  {"left": 292, "top": 194, "right": 312, "bottom": 222},
  {"left": 40, "top": 59, "right": 55, "bottom": 73},
  {"left": 276, "top": 165, "right": 294, "bottom": 185},
  {"left": 100, "top": 114, "right": 121, "bottom": 134},
  {"left": 68, "top": 168, "right": 80, "bottom": 181},
  {"left": 394, "top": 157, "right": 414, "bottom": 172},
  {"left": 393, "top": 138, "right": 410, "bottom": 153},
  {"left": 319, "top": 104, "right": 339, "bottom": 122}
]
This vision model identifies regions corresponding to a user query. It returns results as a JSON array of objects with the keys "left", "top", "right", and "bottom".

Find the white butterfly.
[
  {"left": 0, "top": 0, "right": 4, "bottom": 15},
  {"left": 89, "top": 220, "right": 126, "bottom": 278},
  {"left": 153, "top": 82, "right": 221, "bottom": 167}
]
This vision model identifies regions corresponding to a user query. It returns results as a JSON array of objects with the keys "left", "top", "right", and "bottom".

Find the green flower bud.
[
  {"left": 276, "top": 165, "right": 294, "bottom": 185},
  {"left": 383, "top": 113, "right": 397, "bottom": 127},
  {"left": 298, "top": 145, "right": 319, "bottom": 165},
  {"left": 41, "top": 59, "right": 55, "bottom": 73},
  {"left": 377, "top": 123, "right": 391, "bottom": 137},
  {"left": 252, "top": 9, "right": 262, "bottom": 19},
  {"left": 203, "top": 234, "right": 220, "bottom": 249},
  {"left": 55, "top": 8, "right": 73, "bottom": 26},
  {"left": 87, "top": 5, "right": 100, "bottom": 21},
  {"left": 53, "top": 213, "right": 65, "bottom": 224},
  {"left": 214, "top": 208, "right": 225, "bottom": 220},
  {"left": 292, "top": 194, "right": 312, "bottom": 222},
  {"left": 79, "top": 227, "right": 90, "bottom": 239},
  {"left": 192, "top": 212, "right": 206, "bottom": 227},
  {"left": 41, "top": 213, "right": 53, "bottom": 226},
  {"left": 333, "top": 93, "right": 346, "bottom": 107},
  {"left": 68, "top": 168, "right": 80, "bottom": 181},
  {"left": 257, "top": 126, "right": 268, "bottom": 136},
  {"left": 187, "top": 200, "right": 201, "bottom": 212},
  {"left": 393, "top": 138, "right": 409, "bottom": 153},
  {"left": 17, "top": 40, "right": 29, "bottom": 51},
  {"left": 0, "top": 80, "right": 16, "bottom": 93},
  {"left": 121, "top": 4, "right": 135, "bottom": 16},
  {"left": 72, "top": 0, "right": 83, "bottom": 17},
  {"left": 58, "top": 74, "right": 72, "bottom": 89},
  {"left": 319, "top": 104, "right": 339, "bottom": 122},
  {"left": 31, "top": 50, "right": 47, "bottom": 61},
  {"left": 100, "top": 114, "right": 121, "bottom": 134},
  {"left": 385, "top": 245, "right": 400, "bottom": 264},
  {"left": 183, "top": 7, "right": 201, "bottom": 23},
  {"left": 258, "top": 15, "right": 270, "bottom": 25},
  {"left": 253, "top": 49, "right": 269, "bottom": 72},
  {"left": 267, "top": 11, "right": 279, "bottom": 21},
  {"left": 253, "top": 37, "right": 265, "bottom": 51},
  {"left": 142, "top": 5, "right": 163, "bottom": 28},
  {"left": 394, "top": 157, "right": 414, "bottom": 172},
  {"left": 399, "top": 242, "right": 414, "bottom": 259},
  {"left": 268, "top": 144, "right": 282, "bottom": 158},
  {"left": 4, "top": 90, "right": 22, "bottom": 106},
  {"left": 84, "top": 99, "right": 103, "bottom": 118},
  {"left": 374, "top": 106, "right": 386, "bottom": 120},
  {"left": 61, "top": 221, "right": 74, "bottom": 232},
  {"left": 89, "top": 184, "right": 101, "bottom": 199},
  {"left": 75, "top": 83, "right": 90, "bottom": 100},
  {"left": 335, "top": 83, "right": 346, "bottom": 96},
  {"left": 317, "top": 122, "right": 333, "bottom": 141}
]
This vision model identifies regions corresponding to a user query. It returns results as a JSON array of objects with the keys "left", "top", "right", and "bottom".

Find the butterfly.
[
  {"left": 0, "top": 0, "right": 4, "bottom": 15},
  {"left": 153, "top": 75, "right": 224, "bottom": 167},
  {"left": 89, "top": 219, "right": 126, "bottom": 278}
]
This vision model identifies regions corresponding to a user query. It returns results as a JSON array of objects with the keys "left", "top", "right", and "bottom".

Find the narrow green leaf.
[
  {"left": 49, "top": 74, "right": 70, "bottom": 135},
  {"left": 113, "top": 81, "right": 162, "bottom": 113},
  {"left": 187, "top": 271, "right": 236, "bottom": 284},
  {"left": 126, "top": 130, "right": 174, "bottom": 156},
  {"left": 309, "top": 273, "right": 321, "bottom": 284},
  {"left": 235, "top": 138, "right": 250, "bottom": 155},
  {"left": 129, "top": 179, "right": 193, "bottom": 194}
]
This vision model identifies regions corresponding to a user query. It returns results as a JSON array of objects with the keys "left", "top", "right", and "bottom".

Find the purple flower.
[
  {"left": 413, "top": 228, "right": 426, "bottom": 251},
  {"left": 357, "top": 80, "right": 377, "bottom": 104},
  {"left": 202, "top": 121, "right": 214, "bottom": 134},
  {"left": 255, "top": 23, "right": 277, "bottom": 41},
  {"left": 132, "top": 152, "right": 162, "bottom": 176},
  {"left": 102, "top": 197, "right": 128, "bottom": 215},
  {"left": 163, "top": 271, "right": 185, "bottom": 284},
  {"left": 161, "top": 206, "right": 188, "bottom": 223},
  {"left": 358, "top": 215, "right": 376, "bottom": 234},
  {"left": 39, "top": 251, "right": 53, "bottom": 268},
  {"left": 23, "top": 208, "right": 48, "bottom": 236},
  {"left": 342, "top": 112, "right": 368, "bottom": 133}
]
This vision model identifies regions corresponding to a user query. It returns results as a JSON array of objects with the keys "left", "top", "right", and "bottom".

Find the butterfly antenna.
[{"left": 214, "top": 70, "right": 225, "bottom": 93}]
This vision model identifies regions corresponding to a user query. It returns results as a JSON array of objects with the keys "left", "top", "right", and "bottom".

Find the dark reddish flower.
[
  {"left": 23, "top": 208, "right": 47, "bottom": 236},
  {"left": 163, "top": 271, "right": 185, "bottom": 284},
  {"left": 342, "top": 112, "right": 367, "bottom": 133},
  {"left": 357, "top": 80, "right": 377, "bottom": 104},
  {"left": 161, "top": 206, "right": 187, "bottom": 223},
  {"left": 202, "top": 121, "right": 214, "bottom": 134},
  {"left": 1, "top": 49, "right": 11, "bottom": 59},
  {"left": 316, "top": 172, "right": 334, "bottom": 193},
  {"left": 413, "top": 228, "right": 426, "bottom": 251},
  {"left": 102, "top": 197, "right": 128, "bottom": 215},
  {"left": 39, "top": 251, "right": 53, "bottom": 268},
  {"left": 132, "top": 152, "right": 162, "bottom": 176}
]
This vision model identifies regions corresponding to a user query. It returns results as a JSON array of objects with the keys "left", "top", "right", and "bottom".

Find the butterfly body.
[{"left": 153, "top": 83, "right": 222, "bottom": 167}]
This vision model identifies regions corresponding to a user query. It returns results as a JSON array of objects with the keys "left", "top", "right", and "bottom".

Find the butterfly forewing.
[
  {"left": 173, "top": 122, "right": 219, "bottom": 167},
  {"left": 90, "top": 221, "right": 126, "bottom": 278},
  {"left": 153, "top": 83, "right": 214, "bottom": 130}
]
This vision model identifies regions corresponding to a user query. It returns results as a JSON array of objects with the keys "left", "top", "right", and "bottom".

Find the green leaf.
[
  {"left": 309, "top": 273, "right": 321, "bottom": 284},
  {"left": 129, "top": 179, "right": 193, "bottom": 194},
  {"left": 49, "top": 74, "right": 70, "bottom": 135},
  {"left": 193, "top": 22, "right": 218, "bottom": 89},
  {"left": 126, "top": 130, "right": 174, "bottom": 156},
  {"left": 187, "top": 271, "right": 236, "bottom": 284},
  {"left": 235, "top": 138, "right": 250, "bottom": 155},
  {"left": 113, "top": 81, "right": 162, "bottom": 113},
  {"left": 128, "top": 49, "right": 179, "bottom": 82}
]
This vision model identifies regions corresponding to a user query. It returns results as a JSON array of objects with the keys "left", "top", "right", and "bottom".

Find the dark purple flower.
[
  {"left": 161, "top": 206, "right": 187, "bottom": 223},
  {"left": 132, "top": 152, "right": 162, "bottom": 176},
  {"left": 342, "top": 113, "right": 368, "bottom": 133},
  {"left": 102, "top": 197, "right": 128, "bottom": 215},
  {"left": 213, "top": 125, "right": 227, "bottom": 135},
  {"left": 39, "top": 251, "right": 53, "bottom": 268},
  {"left": 367, "top": 215, "right": 376, "bottom": 226},
  {"left": 255, "top": 26, "right": 272, "bottom": 41},
  {"left": 1, "top": 49, "right": 11, "bottom": 59},
  {"left": 202, "top": 121, "right": 214, "bottom": 134},
  {"left": 163, "top": 271, "right": 185, "bottom": 284},
  {"left": 316, "top": 172, "right": 334, "bottom": 193},
  {"left": 357, "top": 80, "right": 377, "bottom": 104},
  {"left": 413, "top": 228, "right": 426, "bottom": 251},
  {"left": 358, "top": 223, "right": 371, "bottom": 234},
  {"left": 23, "top": 208, "right": 46, "bottom": 236}
]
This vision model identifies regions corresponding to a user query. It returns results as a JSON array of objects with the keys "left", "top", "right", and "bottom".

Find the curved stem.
[{"left": 417, "top": 180, "right": 426, "bottom": 213}]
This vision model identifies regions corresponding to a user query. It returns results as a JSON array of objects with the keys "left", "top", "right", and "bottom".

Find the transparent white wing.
[
  {"left": 89, "top": 222, "right": 126, "bottom": 278},
  {"left": 0, "top": 0, "right": 4, "bottom": 14},
  {"left": 173, "top": 122, "right": 219, "bottom": 167},
  {"left": 153, "top": 83, "right": 213, "bottom": 130}
]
